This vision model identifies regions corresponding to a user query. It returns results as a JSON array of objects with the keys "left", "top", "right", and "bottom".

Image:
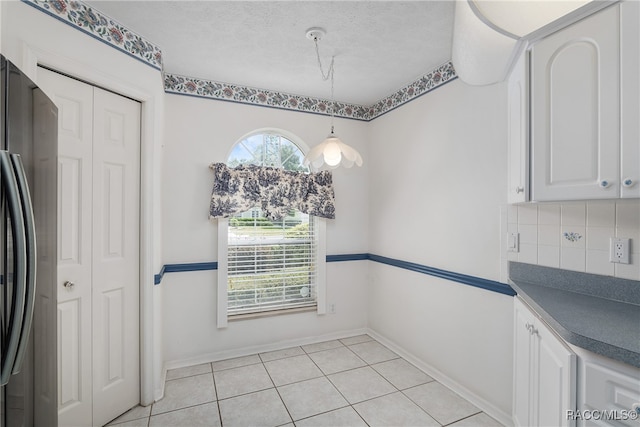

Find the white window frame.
[{"left": 216, "top": 131, "right": 327, "bottom": 328}]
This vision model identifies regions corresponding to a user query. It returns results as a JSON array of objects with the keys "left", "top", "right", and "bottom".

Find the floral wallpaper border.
[
  {"left": 24, "top": 0, "right": 457, "bottom": 121},
  {"left": 22, "top": 0, "right": 163, "bottom": 70},
  {"left": 165, "top": 61, "right": 457, "bottom": 122},
  {"left": 366, "top": 62, "right": 457, "bottom": 120}
]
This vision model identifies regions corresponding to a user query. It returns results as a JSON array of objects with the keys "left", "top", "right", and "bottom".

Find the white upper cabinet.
[
  {"left": 531, "top": 4, "right": 620, "bottom": 201},
  {"left": 507, "top": 51, "right": 529, "bottom": 203},
  {"left": 620, "top": 1, "right": 640, "bottom": 199},
  {"left": 510, "top": 1, "right": 640, "bottom": 203}
]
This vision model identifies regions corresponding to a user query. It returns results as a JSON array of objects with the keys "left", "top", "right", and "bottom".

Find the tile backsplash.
[{"left": 500, "top": 200, "right": 640, "bottom": 282}]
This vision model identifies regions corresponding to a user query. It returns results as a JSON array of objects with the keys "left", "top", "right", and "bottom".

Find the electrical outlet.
[
  {"left": 610, "top": 237, "right": 630, "bottom": 264},
  {"left": 328, "top": 303, "right": 336, "bottom": 314}
]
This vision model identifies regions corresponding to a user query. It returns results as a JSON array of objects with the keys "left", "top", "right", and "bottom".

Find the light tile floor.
[{"left": 106, "top": 335, "right": 503, "bottom": 427}]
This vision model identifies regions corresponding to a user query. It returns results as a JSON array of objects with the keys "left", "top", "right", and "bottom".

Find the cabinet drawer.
[{"left": 580, "top": 359, "right": 640, "bottom": 427}]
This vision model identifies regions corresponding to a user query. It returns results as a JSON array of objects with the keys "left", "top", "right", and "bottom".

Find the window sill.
[{"left": 228, "top": 305, "right": 317, "bottom": 322}]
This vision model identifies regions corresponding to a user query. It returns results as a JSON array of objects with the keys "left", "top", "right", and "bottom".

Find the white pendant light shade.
[{"left": 303, "top": 132, "right": 363, "bottom": 170}]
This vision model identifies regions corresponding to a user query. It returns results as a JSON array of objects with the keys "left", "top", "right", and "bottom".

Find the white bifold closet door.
[{"left": 37, "top": 67, "right": 140, "bottom": 427}]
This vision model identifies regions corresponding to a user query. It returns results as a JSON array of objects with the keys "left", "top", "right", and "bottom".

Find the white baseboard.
[
  {"left": 366, "top": 328, "right": 514, "bottom": 427},
  {"left": 163, "top": 327, "right": 368, "bottom": 372}
]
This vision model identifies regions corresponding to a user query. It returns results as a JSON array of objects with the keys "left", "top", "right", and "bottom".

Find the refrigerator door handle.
[
  {"left": 10, "top": 153, "right": 37, "bottom": 374},
  {"left": 0, "top": 150, "right": 28, "bottom": 386}
]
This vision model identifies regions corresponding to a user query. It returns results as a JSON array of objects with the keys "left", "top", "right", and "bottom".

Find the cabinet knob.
[
  {"left": 525, "top": 323, "right": 538, "bottom": 335},
  {"left": 622, "top": 178, "right": 635, "bottom": 188},
  {"left": 515, "top": 187, "right": 524, "bottom": 194},
  {"left": 599, "top": 180, "right": 611, "bottom": 189},
  {"left": 63, "top": 280, "right": 75, "bottom": 289}
]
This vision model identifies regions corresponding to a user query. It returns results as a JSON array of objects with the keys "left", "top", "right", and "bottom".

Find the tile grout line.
[
  {"left": 440, "top": 410, "right": 484, "bottom": 427},
  {"left": 261, "top": 355, "right": 295, "bottom": 426},
  {"left": 211, "top": 363, "right": 224, "bottom": 427}
]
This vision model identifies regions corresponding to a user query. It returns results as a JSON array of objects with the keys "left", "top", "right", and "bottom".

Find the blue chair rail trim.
[
  {"left": 153, "top": 265, "right": 166, "bottom": 285},
  {"left": 153, "top": 253, "right": 515, "bottom": 297},
  {"left": 154, "top": 262, "right": 218, "bottom": 285},
  {"left": 367, "top": 254, "right": 515, "bottom": 296},
  {"left": 165, "top": 262, "right": 218, "bottom": 273},
  {"left": 326, "top": 253, "right": 369, "bottom": 262}
]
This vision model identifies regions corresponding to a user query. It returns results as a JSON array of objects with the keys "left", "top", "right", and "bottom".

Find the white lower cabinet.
[
  {"left": 572, "top": 346, "right": 640, "bottom": 427},
  {"left": 513, "top": 297, "right": 577, "bottom": 427}
]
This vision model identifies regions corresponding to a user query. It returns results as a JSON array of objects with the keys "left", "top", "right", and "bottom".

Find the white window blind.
[{"left": 227, "top": 212, "right": 317, "bottom": 316}]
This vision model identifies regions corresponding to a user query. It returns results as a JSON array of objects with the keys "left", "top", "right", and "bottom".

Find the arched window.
[
  {"left": 227, "top": 133, "right": 308, "bottom": 172},
  {"left": 217, "top": 131, "right": 326, "bottom": 324}
]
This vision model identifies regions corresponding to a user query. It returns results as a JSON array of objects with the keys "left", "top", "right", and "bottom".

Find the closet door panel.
[
  {"left": 37, "top": 67, "right": 94, "bottom": 427},
  {"left": 91, "top": 87, "right": 140, "bottom": 427}
]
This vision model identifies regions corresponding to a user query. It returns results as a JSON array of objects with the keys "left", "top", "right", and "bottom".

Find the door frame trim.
[{"left": 18, "top": 43, "right": 161, "bottom": 406}]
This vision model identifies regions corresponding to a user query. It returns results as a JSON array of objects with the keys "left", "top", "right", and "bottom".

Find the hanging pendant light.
[{"left": 303, "top": 28, "right": 363, "bottom": 170}]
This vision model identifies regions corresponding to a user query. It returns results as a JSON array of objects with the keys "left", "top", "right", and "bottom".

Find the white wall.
[
  {"left": 1, "top": 1, "right": 165, "bottom": 403},
  {"left": 368, "top": 80, "right": 507, "bottom": 278},
  {"left": 367, "top": 79, "right": 514, "bottom": 423},
  {"left": 161, "top": 94, "right": 370, "bottom": 365}
]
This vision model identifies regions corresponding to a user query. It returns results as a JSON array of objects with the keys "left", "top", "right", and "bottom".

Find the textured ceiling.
[{"left": 85, "top": 1, "right": 455, "bottom": 106}]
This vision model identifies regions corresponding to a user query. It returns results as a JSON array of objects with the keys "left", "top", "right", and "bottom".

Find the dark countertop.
[{"left": 509, "top": 262, "right": 640, "bottom": 368}]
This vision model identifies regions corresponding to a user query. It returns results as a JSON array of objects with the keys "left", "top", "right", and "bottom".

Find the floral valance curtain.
[{"left": 209, "top": 163, "right": 336, "bottom": 220}]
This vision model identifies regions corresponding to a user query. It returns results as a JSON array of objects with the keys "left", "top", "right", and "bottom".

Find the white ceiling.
[{"left": 85, "top": 1, "right": 455, "bottom": 106}]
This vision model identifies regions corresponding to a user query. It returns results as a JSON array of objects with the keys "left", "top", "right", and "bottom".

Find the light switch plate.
[{"left": 508, "top": 232, "right": 520, "bottom": 253}]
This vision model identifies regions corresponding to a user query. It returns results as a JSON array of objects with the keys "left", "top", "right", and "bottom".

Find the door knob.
[
  {"left": 622, "top": 178, "right": 635, "bottom": 188},
  {"left": 63, "top": 281, "right": 75, "bottom": 289},
  {"left": 599, "top": 180, "right": 612, "bottom": 189}
]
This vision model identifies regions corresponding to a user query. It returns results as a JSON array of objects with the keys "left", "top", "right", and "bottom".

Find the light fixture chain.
[
  {"left": 314, "top": 38, "right": 336, "bottom": 131},
  {"left": 313, "top": 37, "right": 334, "bottom": 82}
]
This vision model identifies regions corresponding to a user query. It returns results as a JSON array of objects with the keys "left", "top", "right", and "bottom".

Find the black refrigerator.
[{"left": 0, "top": 55, "right": 58, "bottom": 426}]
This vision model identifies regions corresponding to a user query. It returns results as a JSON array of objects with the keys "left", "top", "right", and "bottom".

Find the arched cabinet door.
[{"left": 530, "top": 5, "right": 620, "bottom": 201}]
